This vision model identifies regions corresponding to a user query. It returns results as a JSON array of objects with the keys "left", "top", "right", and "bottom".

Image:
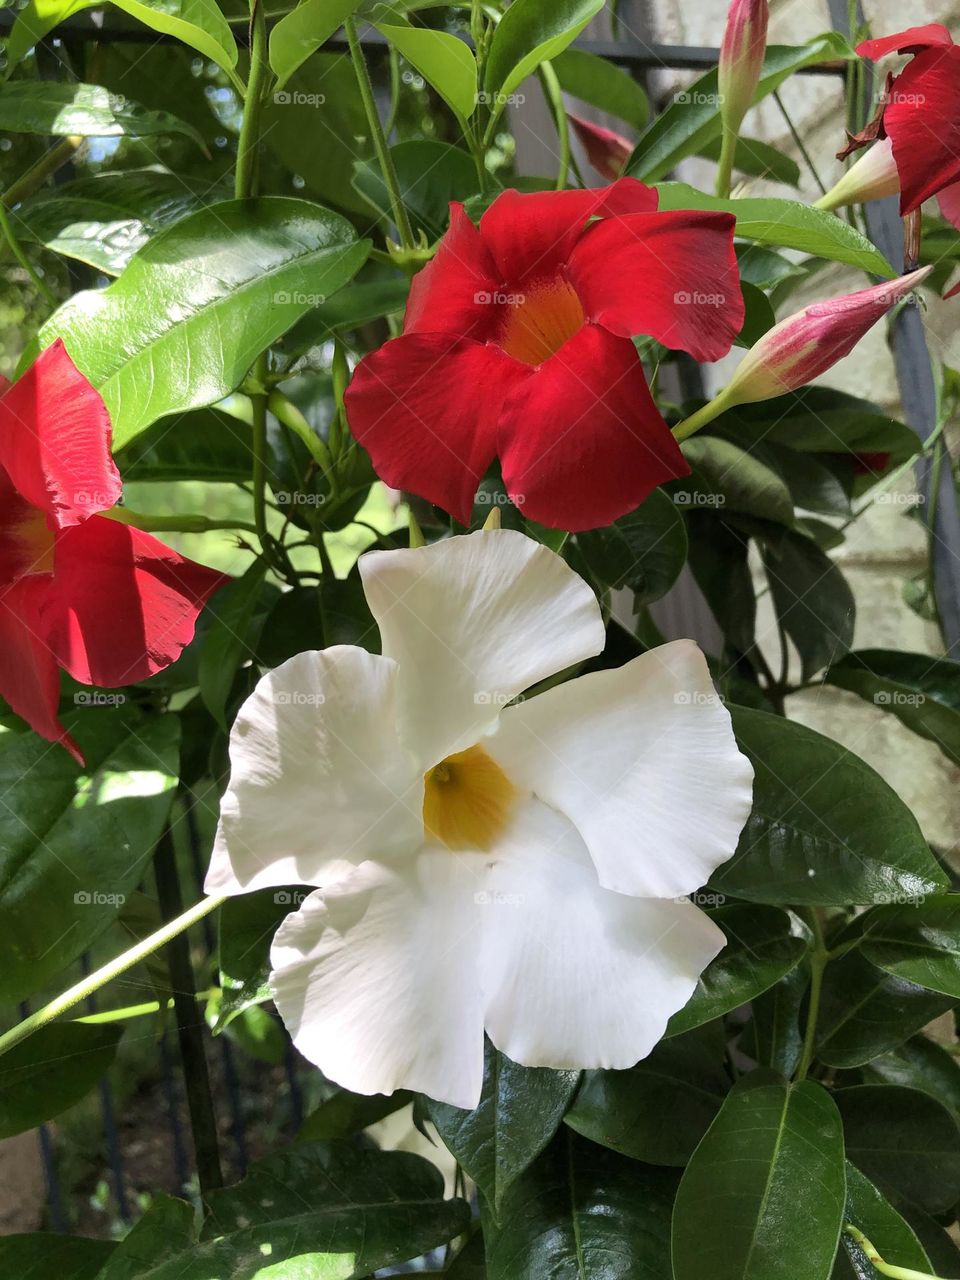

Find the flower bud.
[
  {"left": 722, "top": 267, "right": 932, "bottom": 404},
  {"left": 815, "top": 138, "right": 901, "bottom": 212},
  {"left": 718, "top": 0, "right": 769, "bottom": 136},
  {"left": 568, "top": 112, "right": 633, "bottom": 181}
]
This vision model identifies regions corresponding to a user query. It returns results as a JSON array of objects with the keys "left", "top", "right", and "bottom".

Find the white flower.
[{"left": 205, "top": 529, "right": 754, "bottom": 1108}]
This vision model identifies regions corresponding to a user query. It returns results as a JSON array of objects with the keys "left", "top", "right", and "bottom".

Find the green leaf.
[
  {"left": 736, "top": 243, "right": 808, "bottom": 291},
  {"left": 0, "top": 1021, "right": 121, "bottom": 1138},
  {"left": 300, "top": 1088, "right": 413, "bottom": 1141},
  {"left": 96, "top": 1195, "right": 195, "bottom": 1280},
  {"left": 426, "top": 1040, "right": 579, "bottom": 1218},
  {"left": 16, "top": 169, "right": 211, "bottom": 276},
  {"left": 746, "top": 964, "right": 808, "bottom": 1077},
  {"left": 686, "top": 517, "right": 756, "bottom": 653},
  {"left": 199, "top": 559, "right": 269, "bottom": 730},
  {"left": 573, "top": 488, "right": 687, "bottom": 605},
  {"left": 0, "top": 1235, "right": 114, "bottom": 1280},
  {"left": 710, "top": 706, "right": 947, "bottom": 906},
  {"left": 762, "top": 528, "right": 856, "bottom": 680},
  {"left": 107, "top": 0, "right": 238, "bottom": 79},
  {"left": 197, "top": 1142, "right": 470, "bottom": 1277},
  {"left": 352, "top": 140, "right": 478, "bottom": 242},
  {"left": 3, "top": 0, "right": 95, "bottom": 72},
  {"left": 0, "top": 82, "right": 204, "bottom": 148},
  {"left": 825, "top": 650, "right": 960, "bottom": 768},
  {"left": 657, "top": 183, "right": 895, "bottom": 277},
  {"left": 377, "top": 23, "right": 478, "bottom": 120},
  {"left": 222, "top": 1003, "right": 286, "bottom": 1064},
  {"left": 552, "top": 47, "right": 648, "bottom": 128},
  {"left": 667, "top": 905, "right": 809, "bottom": 1036},
  {"left": 737, "top": 281, "right": 777, "bottom": 346},
  {"left": 865, "top": 1035, "right": 960, "bottom": 1118},
  {"left": 672, "top": 1071, "right": 846, "bottom": 1280},
  {"left": 564, "top": 1025, "right": 729, "bottom": 1165},
  {"left": 678, "top": 436, "right": 794, "bottom": 524},
  {"left": 859, "top": 896, "right": 960, "bottom": 997},
  {"left": 836, "top": 1085, "right": 960, "bottom": 1215},
  {"left": 484, "top": 1131, "right": 676, "bottom": 1280},
  {"left": 816, "top": 947, "right": 955, "bottom": 1069},
  {"left": 214, "top": 886, "right": 297, "bottom": 1031},
  {"left": 698, "top": 134, "right": 801, "bottom": 187},
  {"left": 0, "top": 708, "right": 179, "bottom": 1003},
  {"left": 483, "top": 0, "right": 605, "bottom": 101},
  {"left": 38, "top": 197, "right": 370, "bottom": 450},
  {"left": 627, "top": 34, "right": 855, "bottom": 183},
  {"left": 117, "top": 400, "right": 254, "bottom": 484},
  {"left": 283, "top": 275, "right": 409, "bottom": 356},
  {"left": 835, "top": 1163, "right": 933, "bottom": 1280},
  {"left": 270, "top": 0, "right": 364, "bottom": 89},
  {"left": 763, "top": 446, "right": 852, "bottom": 519}
]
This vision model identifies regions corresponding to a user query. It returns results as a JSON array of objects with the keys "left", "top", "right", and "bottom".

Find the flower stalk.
[
  {"left": 716, "top": 0, "right": 769, "bottom": 197},
  {"left": 844, "top": 1226, "right": 945, "bottom": 1280}
]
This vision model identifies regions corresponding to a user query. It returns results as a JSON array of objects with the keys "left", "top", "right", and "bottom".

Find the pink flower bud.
[
  {"left": 723, "top": 267, "right": 932, "bottom": 404},
  {"left": 816, "top": 138, "right": 901, "bottom": 211},
  {"left": 568, "top": 113, "right": 633, "bottom": 181},
  {"left": 718, "top": 0, "right": 769, "bottom": 134}
]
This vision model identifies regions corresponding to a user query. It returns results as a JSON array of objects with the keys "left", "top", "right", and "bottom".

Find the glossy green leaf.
[
  {"left": 746, "top": 963, "right": 808, "bottom": 1077},
  {"left": 377, "top": 23, "right": 478, "bottom": 119},
  {"left": 0, "top": 1021, "right": 121, "bottom": 1138},
  {"left": 270, "top": 0, "right": 364, "bottom": 88},
  {"left": 859, "top": 896, "right": 960, "bottom": 997},
  {"left": 0, "top": 82, "right": 204, "bottom": 148},
  {"left": 573, "top": 488, "right": 688, "bottom": 605},
  {"left": 678, "top": 436, "right": 794, "bottom": 524},
  {"left": 737, "top": 281, "right": 777, "bottom": 346},
  {"left": 698, "top": 134, "right": 801, "bottom": 186},
  {"left": 667, "top": 905, "right": 809, "bottom": 1036},
  {"left": 222, "top": 1003, "right": 286, "bottom": 1065},
  {"left": 38, "top": 198, "right": 369, "bottom": 450},
  {"left": 865, "top": 1035, "right": 960, "bottom": 1118},
  {"left": 825, "top": 650, "right": 960, "bottom": 768},
  {"left": 108, "top": 0, "right": 238, "bottom": 78},
  {"left": 672, "top": 1072, "right": 846, "bottom": 1280},
  {"left": 483, "top": 0, "right": 605, "bottom": 100},
  {"left": 16, "top": 169, "right": 211, "bottom": 276},
  {"left": 352, "top": 140, "right": 478, "bottom": 242},
  {"left": 657, "top": 183, "right": 894, "bottom": 277},
  {"left": 762, "top": 446, "right": 852, "bottom": 519},
  {"left": 300, "top": 1088, "right": 413, "bottom": 1141},
  {"left": 762, "top": 528, "right": 856, "bottom": 680},
  {"left": 199, "top": 559, "right": 269, "bottom": 730},
  {"left": 283, "top": 275, "right": 409, "bottom": 356},
  {"left": 552, "top": 47, "right": 648, "bottom": 128},
  {"left": 3, "top": 0, "right": 94, "bottom": 72},
  {"left": 564, "top": 1025, "right": 729, "bottom": 1165},
  {"left": 627, "top": 35, "right": 855, "bottom": 182},
  {"left": 710, "top": 706, "right": 947, "bottom": 906},
  {"left": 735, "top": 243, "right": 808, "bottom": 291},
  {"left": 835, "top": 1163, "right": 933, "bottom": 1280},
  {"left": 686, "top": 516, "right": 756, "bottom": 653},
  {"left": 816, "top": 947, "right": 954, "bottom": 1069},
  {"left": 117, "top": 400, "right": 254, "bottom": 484},
  {"left": 214, "top": 885, "right": 298, "bottom": 1031},
  {"left": 0, "top": 1235, "right": 114, "bottom": 1280},
  {"left": 96, "top": 1195, "right": 195, "bottom": 1280},
  {"left": 0, "top": 708, "right": 179, "bottom": 1003},
  {"left": 836, "top": 1084, "right": 960, "bottom": 1215},
  {"left": 426, "top": 1040, "right": 579, "bottom": 1218},
  {"left": 484, "top": 1131, "right": 676, "bottom": 1280}
]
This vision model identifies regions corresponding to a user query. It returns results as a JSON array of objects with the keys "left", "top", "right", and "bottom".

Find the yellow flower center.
[
  {"left": 499, "top": 276, "right": 586, "bottom": 366},
  {"left": 1, "top": 492, "right": 55, "bottom": 584},
  {"left": 422, "top": 744, "right": 518, "bottom": 851}
]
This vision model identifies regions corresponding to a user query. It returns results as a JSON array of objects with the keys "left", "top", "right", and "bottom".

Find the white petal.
[
  {"left": 479, "top": 800, "right": 725, "bottom": 1069},
  {"left": 488, "top": 640, "right": 754, "bottom": 899},
  {"left": 358, "top": 528, "right": 605, "bottom": 767},
  {"left": 270, "top": 852, "right": 487, "bottom": 1108},
  {"left": 205, "top": 647, "right": 423, "bottom": 896}
]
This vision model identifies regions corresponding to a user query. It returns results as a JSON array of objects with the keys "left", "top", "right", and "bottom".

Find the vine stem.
[
  {"left": 794, "top": 908, "right": 828, "bottom": 1081},
  {"left": 103, "top": 507, "right": 258, "bottom": 536},
  {"left": 714, "top": 126, "right": 737, "bottom": 198},
  {"left": 2, "top": 136, "right": 83, "bottom": 208},
  {"left": 844, "top": 1226, "right": 944, "bottom": 1280},
  {"left": 538, "top": 61, "right": 570, "bottom": 191},
  {"left": 345, "top": 15, "right": 416, "bottom": 253},
  {"left": 0, "top": 202, "right": 56, "bottom": 305},
  {"left": 0, "top": 894, "right": 227, "bottom": 1061},
  {"left": 672, "top": 390, "right": 735, "bottom": 442}
]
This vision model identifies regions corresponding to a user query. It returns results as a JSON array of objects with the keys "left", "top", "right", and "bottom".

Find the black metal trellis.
[{"left": 4, "top": 0, "right": 958, "bottom": 1237}]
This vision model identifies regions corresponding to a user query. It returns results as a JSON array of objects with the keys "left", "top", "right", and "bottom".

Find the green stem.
[
  {"left": 2, "top": 136, "right": 83, "bottom": 208},
  {"left": 795, "top": 909, "right": 828, "bottom": 1081},
  {"left": 234, "top": 0, "right": 270, "bottom": 202},
  {"left": 268, "top": 390, "right": 338, "bottom": 486},
  {"left": 773, "top": 89, "right": 827, "bottom": 196},
  {"left": 0, "top": 203, "right": 56, "bottom": 305},
  {"left": 154, "top": 830, "right": 223, "bottom": 1195},
  {"left": 715, "top": 126, "right": 737, "bottom": 198},
  {"left": 345, "top": 15, "right": 416, "bottom": 252},
  {"left": 672, "top": 390, "right": 735, "bottom": 442},
  {"left": 844, "top": 1226, "right": 945, "bottom": 1280},
  {"left": 103, "top": 507, "right": 258, "bottom": 536},
  {"left": 538, "top": 61, "right": 570, "bottom": 191},
  {"left": 0, "top": 894, "right": 227, "bottom": 1061}
]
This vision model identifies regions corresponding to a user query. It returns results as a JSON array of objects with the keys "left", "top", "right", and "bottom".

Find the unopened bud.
[
  {"left": 568, "top": 113, "right": 633, "bottom": 182},
  {"left": 815, "top": 138, "right": 901, "bottom": 212},
  {"left": 718, "top": 0, "right": 769, "bottom": 137}
]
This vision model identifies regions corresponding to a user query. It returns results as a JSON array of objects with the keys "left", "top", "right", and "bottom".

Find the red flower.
[
  {"left": 854, "top": 26, "right": 960, "bottom": 225},
  {"left": 0, "top": 340, "right": 229, "bottom": 761},
  {"left": 344, "top": 179, "right": 743, "bottom": 531}
]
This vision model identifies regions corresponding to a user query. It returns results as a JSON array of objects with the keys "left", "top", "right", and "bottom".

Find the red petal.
[
  {"left": 937, "top": 178, "right": 960, "bottom": 230},
  {"left": 857, "top": 25, "right": 953, "bottom": 59},
  {"left": 477, "top": 179, "right": 658, "bottom": 284},
  {"left": 0, "top": 340, "right": 120, "bottom": 529},
  {"left": 0, "top": 576, "right": 82, "bottom": 761},
  {"left": 404, "top": 203, "right": 502, "bottom": 340},
  {"left": 43, "top": 516, "right": 229, "bottom": 687},
  {"left": 568, "top": 113, "right": 633, "bottom": 182},
  {"left": 885, "top": 47, "right": 960, "bottom": 212},
  {"left": 566, "top": 210, "right": 743, "bottom": 361},
  {"left": 345, "top": 335, "right": 528, "bottom": 526},
  {"left": 498, "top": 325, "right": 688, "bottom": 531}
]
